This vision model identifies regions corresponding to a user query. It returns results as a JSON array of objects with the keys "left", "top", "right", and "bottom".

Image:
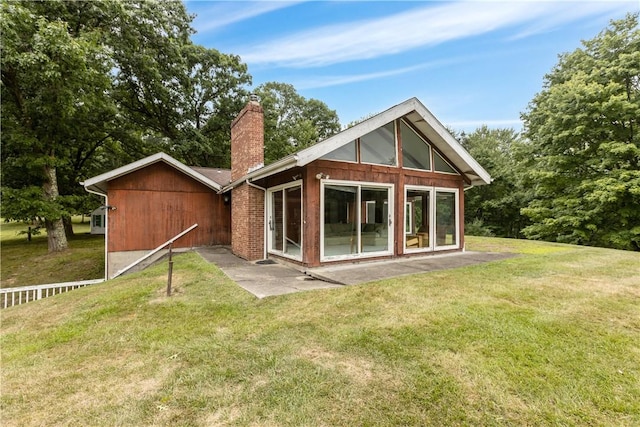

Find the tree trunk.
[
  {"left": 63, "top": 216, "right": 75, "bottom": 238},
  {"left": 43, "top": 164, "right": 69, "bottom": 252},
  {"left": 45, "top": 217, "right": 68, "bottom": 252}
]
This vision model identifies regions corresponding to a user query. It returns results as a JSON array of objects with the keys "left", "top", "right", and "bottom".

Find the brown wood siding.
[
  {"left": 251, "top": 115, "right": 470, "bottom": 266},
  {"left": 265, "top": 159, "right": 465, "bottom": 267},
  {"left": 107, "top": 162, "right": 230, "bottom": 252}
]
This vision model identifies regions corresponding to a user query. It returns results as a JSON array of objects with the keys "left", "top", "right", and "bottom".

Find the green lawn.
[
  {"left": 1, "top": 237, "right": 639, "bottom": 426},
  {"left": 1, "top": 219, "right": 104, "bottom": 287}
]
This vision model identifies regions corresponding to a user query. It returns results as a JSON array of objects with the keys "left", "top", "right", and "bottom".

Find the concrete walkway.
[
  {"left": 195, "top": 247, "right": 342, "bottom": 298},
  {"left": 196, "top": 246, "right": 515, "bottom": 298},
  {"left": 307, "top": 251, "right": 516, "bottom": 285}
]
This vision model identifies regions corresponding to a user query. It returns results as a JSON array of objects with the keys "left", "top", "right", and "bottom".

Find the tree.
[
  {"left": 1, "top": 0, "right": 252, "bottom": 251},
  {"left": 521, "top": 13, "right": 640, "bottom": 250},
  {"left": 253, "top": 82, "right": 340, "bottom": 164},
  {"left": 460, "top": 126, "right": 532, "bottom": 238},
  {"left": 110, "top": 6, "right": 251, "bottom": 167},
  {"left": 1, "top": 0, "right": 115, "bottom": 251}
]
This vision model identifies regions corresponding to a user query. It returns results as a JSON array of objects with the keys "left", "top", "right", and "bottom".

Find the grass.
[
  {"left": 1, "top": 218, "right": 105, "bottom": 288},
  {"left": 1, "top": 237, "right": 639, "bottom": 426}
]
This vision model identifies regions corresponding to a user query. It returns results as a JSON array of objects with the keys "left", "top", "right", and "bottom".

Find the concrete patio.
[{"left": 196, "top": 246, "right": 516, "bottom": 298}]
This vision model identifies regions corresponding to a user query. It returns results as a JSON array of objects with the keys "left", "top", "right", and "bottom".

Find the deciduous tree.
[
  {"left": 110, "top": 5, "right": 251, "bottom": 167},
  {"left": 460, "top": 126, "right": 532, "bottom": 238},
  {"left": 521, "top": 13, "right": 640, "bottom": 250},
  {"left": 1, "top": 0, "right": 115, "bottom": 251},
  {"left": 1, "top": 0, "right": 251, "bottom": 252},
  {"left": 253, "top": 82, "right": 340, "bottom": 164}
]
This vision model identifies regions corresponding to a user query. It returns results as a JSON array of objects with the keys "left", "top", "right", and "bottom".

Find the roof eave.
[
  {"left": 81, "top": 182, "right": 108, "bottom": 196},
  {"left": 407, "top": 101, "right": 492, "bottom": 186},
  {"left": 223, "top": 96, "right": 492, "bottom": 189},
  {"left": 81, "top": 152, "right": 222, "bottom": 195},
  {"left": 296, "top": 98, "right": 419, "bottom": 167},
  {"left": 221, "top": 155, "right": 299, "bottom": 193}
]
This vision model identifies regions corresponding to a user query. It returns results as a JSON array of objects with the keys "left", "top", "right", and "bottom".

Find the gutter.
[
  {"left": 82, "top": 185, "right": 109, "bottom": 280},
  {"left": 220, "top": 155, "right": 298, "bottom": 194}
]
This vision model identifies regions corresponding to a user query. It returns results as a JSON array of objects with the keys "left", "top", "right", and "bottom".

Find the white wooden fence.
[
  {"left": 0, "top": 279, "right": 104, "bottom": 309},
  {"left": 1, "top": 224, "right": 199, "bottom": 308}
]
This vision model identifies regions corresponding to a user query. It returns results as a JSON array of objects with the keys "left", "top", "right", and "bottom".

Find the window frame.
[
  {"left": 400, "top": 119, "right": 433, "bottom": 172},
  {"left": 403, "top": 185, "right": 460, "bottom": 253},
  {"left": 434, "top": 187, "right": 460, "bottom": 250},
  {"left": 266, "top": 181, "right": 304, "bottom": 261},
  {"left": 433, "top": 149, "right": 459, "bottom": 175},
  {"left": 320, "top": 179, "right": 394, "bottom": 262}
]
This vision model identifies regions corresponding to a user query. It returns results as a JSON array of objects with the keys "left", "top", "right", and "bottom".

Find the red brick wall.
[
  {"left": 230, "top": 99, "right": 266, "bottom": 260},
  {"left": 231, "top": 183, "right": 265, "bottom": 260},
  {"left": 231, "top": 100, "right": 264, "bottom": 182}
]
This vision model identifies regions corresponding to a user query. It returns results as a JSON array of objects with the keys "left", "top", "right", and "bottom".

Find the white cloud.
[
  {"left": 192, "top": 1, "right": 304, "bottom": 33},
  {"left": 238, "top": 1, "right": 635, "bottom": 67},
  {"left": 295, "top": 58, "right": 464, "bottom": 89},
  {"left": 509, "top": 1, "right": 635, "bottom": 40}
]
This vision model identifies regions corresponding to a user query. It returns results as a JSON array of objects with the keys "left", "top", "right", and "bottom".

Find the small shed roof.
[
  {"left": 223, "top": 97, "right": 491, "bottom": 191},
  {"left": 81, "top": 152, "right": 226, "bottom": 195}
]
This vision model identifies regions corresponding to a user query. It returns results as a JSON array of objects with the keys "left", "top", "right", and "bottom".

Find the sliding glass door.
[
  {"left": 268, "top": 183, "right": 302, "bottom": 260},
  {"left": 321, "top": 181, "right": 393, "bottom": 261},
  {"left": 435, "top": 191, "right": 457, "bottom": 248},
  {"left": 405, "top": 188, "right": 432, "bottom": 250},
  {"left": 405, "top": 186, "right": 459, "bottom": 252}
]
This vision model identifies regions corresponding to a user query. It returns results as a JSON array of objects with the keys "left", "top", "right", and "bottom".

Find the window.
[
  {"left": 435, "top": 190, "right": 457, "bottom": 247},
  {"left": 360, "top": 122, "right": 396, "bottom": 166},
  {"left": 323, "top": 185, "right": 358, "bottom": 257},
  {"left": 321, "top": 140, "right": 357, "bottom": 162},
  {"left": 322, "top": 182, "right": 393, "bottom": 260},
  {"left": 405, "top": 202, "right": 413, "bottom": 235},
  {"left": 320, "top": 122, "right": 398, "bottom": 167},
  {"left": 404, "top": 186, "right": 459, "bottom": 252},
  {"left": 401, "top": 121, "right": 431, "bottom": 170},
  {"left": 434, "top": 151, "right": 457, "bottom": 174},
  {"left": 405, "top": 189, "right": 431, "bottom": 250},
  {"left": 366, "top": 201, "right": 376, "bottom": 224},
  {"left": 361, "top": 187, "right": 389, "bottom": 253},
  {"left": 92, "top": 214, "right": 102, "bottom": 228}
]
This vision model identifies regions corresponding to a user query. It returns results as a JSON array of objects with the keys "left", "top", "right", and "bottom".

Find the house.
[
  {"left": 82, "top": 154, "right": 232, "bottom": 277},
  {"left": 82, "top": 97, "right": 491, "bottom": 278},
  {"left": 89, "top": 206, "right": 106, "bottom": 235}
]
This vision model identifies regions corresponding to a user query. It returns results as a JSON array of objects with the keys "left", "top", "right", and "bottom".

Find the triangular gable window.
[
  {"left": 360, "top": 122, "right": 396, "bottom": 166},
  {"left": 321, "top": 140, "right": 357, "bottom": 162},
  {"left": 434, "top": 151, "right": 458, "bottom": 174},
  {"left": 401, "top": 121, "right": 431, "bottom": 170},
  {"left": 320, "top": 122, "right": 397, "bottom": 166}
]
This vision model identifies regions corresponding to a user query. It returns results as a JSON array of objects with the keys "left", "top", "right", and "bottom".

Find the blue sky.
[{"left": 185, "top": 1, "right": 639, "bottom": 133}]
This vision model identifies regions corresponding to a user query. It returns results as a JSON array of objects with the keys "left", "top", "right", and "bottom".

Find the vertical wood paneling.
[
  {"left": 108, "top": 162, "right": 230, "bottom": 252},
  {"left": 303, "top": 166, "right": 321, "bottom": 265},
  {"left": 266, "top": 159, "right": 466, "bottom": 267}
]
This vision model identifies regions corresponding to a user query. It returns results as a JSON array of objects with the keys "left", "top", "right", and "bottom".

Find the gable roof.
[
  {"left": 223, "top": 97, "right": 491, "bottom": 191},
  {"left": 81, "top": 152, "right": 226, "bottom": 195},
  {"left": 191, "top": 167, "right": 232, "bottom": 187}
]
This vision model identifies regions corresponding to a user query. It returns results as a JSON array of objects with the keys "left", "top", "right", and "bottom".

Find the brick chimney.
[
  {"left": 231, "top": 95, "right": 264, "bottom": 182},
  {"left": 230, "top": 96, "right": 265, "bottom": 261}
]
